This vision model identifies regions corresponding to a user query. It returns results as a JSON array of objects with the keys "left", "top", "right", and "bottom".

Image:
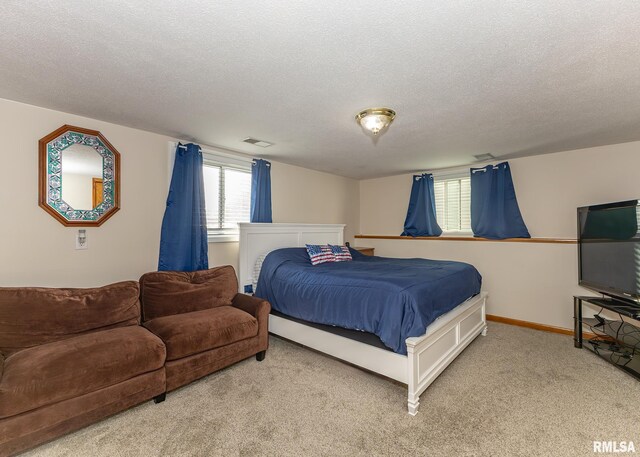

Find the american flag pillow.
[
  {"left": 329, "top": 244, "right": 352, "bottom": 262},
  {"left": 305, "top": 244, "right": 336, "bottom": 265}
]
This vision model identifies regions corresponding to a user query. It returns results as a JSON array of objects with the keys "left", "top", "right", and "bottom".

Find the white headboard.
[{"left": 238, "top": 223, "right": 345, "bottom": 293}]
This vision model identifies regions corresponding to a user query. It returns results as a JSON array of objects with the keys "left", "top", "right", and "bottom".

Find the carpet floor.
[{"left": 24, "top": 322, "right": 640, "bottom": 457}]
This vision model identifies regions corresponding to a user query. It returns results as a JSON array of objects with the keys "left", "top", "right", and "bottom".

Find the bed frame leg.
[
  {"left": 481, "top": 326, "right": 488, "bottom": 336},
  {"left": 407, "top": 344, "right": 420, "bottom": 415},
  {"left": 407, "top": 396, "right": 420, "bottom": 416}
]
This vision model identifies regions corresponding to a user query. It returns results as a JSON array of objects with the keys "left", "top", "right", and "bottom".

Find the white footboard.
[{"left": 405, "top": 292, "right": 487, "bottom": 415}]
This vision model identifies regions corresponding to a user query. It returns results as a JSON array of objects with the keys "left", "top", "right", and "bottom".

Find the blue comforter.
[{"left": 255, "top": 248, "right": 482, "bottom": 354}]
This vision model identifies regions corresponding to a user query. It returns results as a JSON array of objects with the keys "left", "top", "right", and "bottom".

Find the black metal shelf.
[
  {"left": 574, "top": 296, "right": 640, "bottom": 381},
  {"left": 583, "top": 317, "right": 640, "bottom": 349},
  {"left": 577, "top": 296, "right": 640, "bottom": 319}
]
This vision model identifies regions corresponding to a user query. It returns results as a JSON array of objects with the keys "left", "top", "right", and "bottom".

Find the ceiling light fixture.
[{"left": 355, "top": 107, "right": 396, "bottom": 136}]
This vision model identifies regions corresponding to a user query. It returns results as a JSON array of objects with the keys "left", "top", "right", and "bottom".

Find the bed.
[{"left": 238, "top": 223, "right": 488, "bottom": 415}]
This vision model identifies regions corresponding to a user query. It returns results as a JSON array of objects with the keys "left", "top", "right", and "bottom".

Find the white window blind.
[
  {"left": 222, "top": 168, "right": 251, "bottom": 230},
  {"left": 202, "top": 158, "right": 251, "bottom": 240},
  {"left": 434, "top": 176, "right": 471, "bottom": 232}
]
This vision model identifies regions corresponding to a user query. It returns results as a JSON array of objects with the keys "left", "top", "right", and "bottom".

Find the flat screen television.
[{"left": 578, "top": 199, "right": 640, "bottom": 306}]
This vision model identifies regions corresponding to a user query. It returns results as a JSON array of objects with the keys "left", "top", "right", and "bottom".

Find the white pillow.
[{"left": 252, "top": 254, "right": 268, "bottom": 293}]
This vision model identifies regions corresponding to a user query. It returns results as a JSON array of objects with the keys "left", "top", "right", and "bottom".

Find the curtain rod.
[
  {"left": 471, "top": 166, "right": 500, "bottom": 173},
  {"left": 174, "top": 142, "right": 254, "bottom": 164},
  {"left": 425, "top": 159, "right": 504, "bottom": 177}
]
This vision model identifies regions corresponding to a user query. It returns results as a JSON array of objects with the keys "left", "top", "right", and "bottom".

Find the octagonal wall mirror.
[{"left": 39, "top": 125, "right": 121, "bottom": 226}]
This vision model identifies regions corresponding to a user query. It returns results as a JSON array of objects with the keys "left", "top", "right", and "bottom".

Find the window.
[
  {"left": 434, "top": 175, "right": 471, "bottom": 233},
  {"left": 202, "top": 155, "right": 251, "bottom": 242}
]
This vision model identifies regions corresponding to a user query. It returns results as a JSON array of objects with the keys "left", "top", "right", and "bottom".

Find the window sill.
[
  {"left": 208, "top": 235, "right": 239, "bottom": 243},
  {"left": 441, "top": 231, "right": 473, "bottom": 237}
]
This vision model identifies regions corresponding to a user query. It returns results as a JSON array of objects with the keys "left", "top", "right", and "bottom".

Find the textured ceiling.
[{"left": 1, "top": 1, "right": 640, "bottom": 179}]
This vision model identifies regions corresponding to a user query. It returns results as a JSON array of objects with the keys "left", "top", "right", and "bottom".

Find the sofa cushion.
[
  {"left": 0, "top": 281, "right": 140, "bottom": 355},
  {"left": 0, "top": 326, "right": 165, "bottom": 419},
  {"left": 143, "top": 306, "right": 258, "bottom": 361},
  {"left": 140, "top": 266, "right": 238, "bottom": 321}
]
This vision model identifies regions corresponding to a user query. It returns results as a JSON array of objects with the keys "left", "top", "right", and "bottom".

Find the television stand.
[{"left": 574, "top": 296, "right": 640, "bottom": 381}]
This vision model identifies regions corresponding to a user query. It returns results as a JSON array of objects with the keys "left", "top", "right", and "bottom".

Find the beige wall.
[
  {"left": 359, "top": 141, "right": 640, "bottom": 329},
  {"left": 0, "top": 98, "right": 359, "bottom": 287},
  {"left": 272, "top": 161, "right": 359, "bottom": 243},
  {"left": 0, "top": 98, "right": 171, "bottom": 287}
]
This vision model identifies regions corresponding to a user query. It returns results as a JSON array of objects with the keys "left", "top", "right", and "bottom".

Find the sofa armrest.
[
  {"left": 232, "top": 293, "right": 270, "bottom": 318},
  {"left": 232, "top": 294, "right": 270, "bottom": 352}
]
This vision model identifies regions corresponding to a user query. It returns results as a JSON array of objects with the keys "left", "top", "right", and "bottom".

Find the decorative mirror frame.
[{"left": 38, "top": 125, "right": 121, "bottom": 226}]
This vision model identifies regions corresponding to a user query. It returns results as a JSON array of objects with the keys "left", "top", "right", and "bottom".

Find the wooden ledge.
[{"left": 355, "top": 234, "right": 577, "bottom": 244}]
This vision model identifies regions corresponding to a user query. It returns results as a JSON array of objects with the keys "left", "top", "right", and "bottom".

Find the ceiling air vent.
[
  {"left": 473, "top": 153, "right": 495, "bottom": 161},
  {"left": 242, "top": 137, "right": 273, "bottom": 148}
]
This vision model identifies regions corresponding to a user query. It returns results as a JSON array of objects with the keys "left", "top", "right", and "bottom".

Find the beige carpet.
[{"left": 24, "top": 323, "right": 640, "bottom": 457}]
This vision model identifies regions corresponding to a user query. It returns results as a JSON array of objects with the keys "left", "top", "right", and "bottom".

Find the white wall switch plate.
[{"left": 76, "top": 229, "right": 88, "bottom": 250}]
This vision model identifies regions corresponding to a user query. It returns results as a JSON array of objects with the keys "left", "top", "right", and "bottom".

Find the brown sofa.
[
  {"left": 139, "top": 265, "right": 270, "bottom": 392},
  {"left": 0, "top": 266, "right": 269, "bottom": 456},
  {"left": 0, "top": 282, "right": 166, "bottom": 457}
]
